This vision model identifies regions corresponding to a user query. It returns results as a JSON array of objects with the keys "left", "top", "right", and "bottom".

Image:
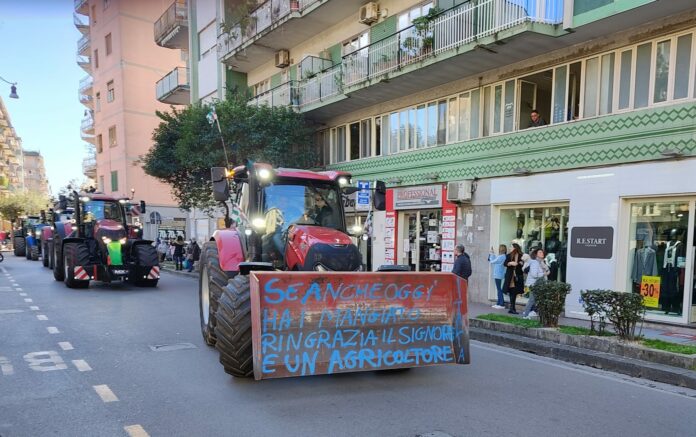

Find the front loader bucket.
[{"left": 249, "top": 271, "right": 469, "bottom": 380}]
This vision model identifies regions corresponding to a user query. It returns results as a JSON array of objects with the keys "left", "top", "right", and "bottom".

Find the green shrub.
[
  {"left": 531, "top": 281, "right": 572, "bottom": 327},
  {"left": 581, "top": 290, "right": 645, "bottom": 340}
]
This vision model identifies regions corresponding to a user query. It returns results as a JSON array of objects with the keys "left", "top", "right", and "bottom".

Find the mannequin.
[
  {"left": 661, "top": 228, "right": 683, "bottom": 315},
  {"left": 631, "top": 237, "right": 657, "bottom": 287},
  {"left": 526, "top": 230, "right": 541, "bottom": 253},
  {"left": 512, "top": 229, "right": 525, "bottom": 249}
]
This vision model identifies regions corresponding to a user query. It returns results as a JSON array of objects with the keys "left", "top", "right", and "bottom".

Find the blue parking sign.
[{"left": 356, "top": 181, "right": 371, "bottom": 211}]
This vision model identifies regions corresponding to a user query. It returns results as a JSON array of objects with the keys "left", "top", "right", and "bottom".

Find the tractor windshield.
[
  {"left": 82, "top": 201, "right": 124, "bottom": 223},
  {"left": 262, "top": 181, "right": 344, "bottom": 232}
]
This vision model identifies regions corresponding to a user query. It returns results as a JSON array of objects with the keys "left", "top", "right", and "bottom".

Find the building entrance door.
[{"left": 399, "top": 210, "right": 443, "bottom": 272}]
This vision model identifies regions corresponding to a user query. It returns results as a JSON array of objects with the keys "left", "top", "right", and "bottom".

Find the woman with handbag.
[
  {"left": 504, "top": 243, "right": 525, "bottom": 314},
  {"left": 522, "top": 248, "right": 550, "bottom": 319}
]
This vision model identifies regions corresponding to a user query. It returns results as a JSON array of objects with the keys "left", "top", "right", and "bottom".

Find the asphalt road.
[{"left": 1, "top": 254, "right": 695, "bottom": 437}]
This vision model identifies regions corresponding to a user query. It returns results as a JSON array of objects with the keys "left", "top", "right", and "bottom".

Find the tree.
[
  {"left": 142, "top": 92, "right": 315, "bottom": 210},
  {"left": 0, "top": 191, "right": 52, "bottom": 222}
]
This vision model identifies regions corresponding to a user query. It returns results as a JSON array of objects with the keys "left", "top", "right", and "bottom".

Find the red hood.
[
  {"left": 287, "top": 225, "right": 352, "bottom": 247},
  {"left": 94, "top": 219, "right": 127, "bottom": 239}
]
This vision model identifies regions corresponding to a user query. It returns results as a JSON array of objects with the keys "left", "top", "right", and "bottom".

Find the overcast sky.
[{"left": 1, "top": 0, "right": 89, "bottom": 194}]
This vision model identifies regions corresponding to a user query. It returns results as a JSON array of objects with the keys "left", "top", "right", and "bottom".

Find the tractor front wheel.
[
  {"left": 199, "top": 242, "right": 234, "bottom": 347},
  {"left": 53, "top": 243, "right": 64, "bottom": 281},
  {"left": 42, "top": 243, "right": 49, "bottom": 267},
  {"left": 13, "top": 237, "right": 25, "bottom": 257},
  {"left": 63, "top": 243, "right": 89, "bottom": 289},
  {"left": 30, "top": 244, "right": 39, "bottom": 261},
  {"left": 214, "top": 274, "right": 253, "bottom": 377}
]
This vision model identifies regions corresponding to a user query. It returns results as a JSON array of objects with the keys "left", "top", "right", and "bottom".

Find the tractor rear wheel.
[
  {"left": 42, "top": 243, "right": 49, "bottom": 267},
  {"left": 214, "top": 274, "right": 253, "bottom": 377},
  {"left": 63, "top": 243, "right": 89, "bottom": 289},
  {"left": 199, "top": 242, "right": 234, "bottom": 347},
  {"left": 30, "top": 245, "right": 39, "bottom": 261},
  {"left": 53, "top": 243, "right": 64, "bottom": 281},
  {"left": 13, "top": 237, "right": 25, "bottom": 257}
]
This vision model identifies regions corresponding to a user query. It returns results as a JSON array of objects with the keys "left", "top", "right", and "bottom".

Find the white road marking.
[
  {"left": 37, "top": 314, "right": 48, "bottom": 321},
  {"left": 72, "top": 359, "right": 92, "bottom": 372},
  {"left": 24, "top": 351, "right": 67, "bottom": 372},
  {"left": 0, "top": 356, "right": 14, "bottom": 376},
  {"left": 46, "top": 327, "right": 60, "bottom": 334},
  {"left": 59, "top": 342, "right": 74, "bottom": 351},
  {"left": 93, "top": 385, "right": 119, "bottom": 403},
  {"left": 24, "top": 298, "right": 32, "bottom": 303},
  {"left": 19, "top": 293, "right": 27, "bottom": 296},
  {"left": 0, "top": 309, "right": 23, "bottom": 314},
  {"left": 124, "top": 425, "right": 150, "bottom": 437},
  {"left": 29, "top": 306, "right": 39, "bottom": 311},
  {"left": 15, "top": 287, "right": 23, "bottom": 291}
]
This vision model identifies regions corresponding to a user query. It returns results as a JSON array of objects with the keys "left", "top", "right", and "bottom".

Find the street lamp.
[{"left": 0, "top": 76, "right": 18, "bottom": 99}]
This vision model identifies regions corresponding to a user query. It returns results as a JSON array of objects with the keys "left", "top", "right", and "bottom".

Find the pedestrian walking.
[
  {"left": 186, "top": 239, "right": 200, "bottom": 272},
  {"left": 488, "top": 244, "right": 507, "bottom": 309},
  {"left": 522, "top": 248, "right": 550, "bottom": 319},
  {"left": 452, "top": 244, "right": 472, "bottom": 281},
  {"left": 504, "top": 243, "right": 525, "bottom": 314},
  {"left": 157, "top": 239, "right": 168, "bottom": 263},
  {"left": 173, "top": 235, "right": 185, "bottom": 271}
]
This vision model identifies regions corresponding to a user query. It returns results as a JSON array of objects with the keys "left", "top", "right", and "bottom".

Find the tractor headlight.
[
  {"left": 251, "top": 217, "right": 266, "bottom": 230},
  {"left": 257, "top": 168, "right": 272, "bottom": 181},
  {"left": 119, "top": 238, "right": 127, "bottom": 244},
  {"left": 315, "top": 264, "right": 327, "bottom": 272},
  {"left": 337, "top": 177, "right": 349, "bottom": 187},
  {"left": 244, "top": 229, "right": 253, "bottom": 236},
  {"left": 35, "top": 230, "right": 42, "bottom": 236},
  {"left": 101, "top": 236, "right": 112, "bottom": 244},
  {"left": 80, "top": 196, "right": 91, "bottom": 203}
]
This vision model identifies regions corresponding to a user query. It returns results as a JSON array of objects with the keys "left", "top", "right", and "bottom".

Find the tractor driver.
[{"left": 310, "top": 193, "right": 334, "bottom": 227}]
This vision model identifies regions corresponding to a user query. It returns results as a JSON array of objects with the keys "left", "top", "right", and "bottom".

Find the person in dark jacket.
[
  {"left": 504, "top": 243, "right": 525, "bottom": 314},
  {"left": 452, "top": 244, "right": 472, "bottom": 280},
  {"left": 186, "top": 239, "right": 201, "bottom": 272},
  {"left": 173, "top": 235, "right": 185, "bottom": 271}
]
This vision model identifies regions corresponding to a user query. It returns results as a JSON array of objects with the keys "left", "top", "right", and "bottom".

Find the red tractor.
[
  {"left": 199, "top": 162, "right": 470, "bottom": 380},
  {"left": 40, "top": 203, "right": 75, "bottom": 269},
  {"left": 52, "top": 191, "right": 159, "bottom": 289}
]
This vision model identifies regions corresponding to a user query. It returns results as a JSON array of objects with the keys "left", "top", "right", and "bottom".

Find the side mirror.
[
  {"left": 373, "top": 181, "right": 386, "bottom": 211},
  {"left": 342, "top": 186, "right": 359, "bottom": 195},
  {"left": 139, "top": 200, "right": 146, "bottom": 214},
  {"left": 211, "top": 167, "right": 230, "bottom": 202}
]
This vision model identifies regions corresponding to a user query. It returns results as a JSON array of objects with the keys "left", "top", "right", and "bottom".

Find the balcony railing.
[
  {"left": 154, "top": 0, "right": 188, "bottom": 47},
  {"left": 79, "top": 92, "right": 93, "bottom": 107},
  {"left": 156, "top": 67, "right": 189, "bottom": 102},
  {"left": 81, "top": 116, "right": 94, "bottom": 132},
  {"left": 77, "top": 54, "right": 92, "bottom": 73},
  {"left": 297, "top": 66, "right": 342, "bottom": 108},
  {"left": 249, "top": 82, "right": 299, "bottom": 107},
  {"left": 79, "top": 75, "right": 93, "bottom": 93},
  {"left": 218, "top": 0, "right": 319, "bottom": 60},
  {"left": 74, "top": 0, "right": 88, "bottom": 14},
  {"left": 77, "top": 34, "right": 90, "bottom": 55},
  {"left": 74, "top": 11, "right": 89, "bottom": 33}
]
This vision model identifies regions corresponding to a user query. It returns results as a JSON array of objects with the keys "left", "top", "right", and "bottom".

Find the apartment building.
[
  {"left": 74, "top": 0, "right": 188, "bottom": 239},
  {"left": 195, "top": 0, "right": 696, "bottom": 325},
  {"left": 22, "top": 151, "right": 49, "bottom": 197},
  {"left": 0, "top": 97, "right": 25, "bottom": 197}
]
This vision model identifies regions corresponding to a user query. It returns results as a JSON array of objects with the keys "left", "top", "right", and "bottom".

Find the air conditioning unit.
[
  {"left": 274, "top": 49, "right": 290, "bottom": 68},
  {"left": 359, "top": 2, "right": 380, "bottom": 25},
  {"left": 446, "top": 180, "right": 473, "bottom": 203}
]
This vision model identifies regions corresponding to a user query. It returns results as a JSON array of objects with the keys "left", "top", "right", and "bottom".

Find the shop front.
[
  {"left": 383, "top": 184, "right": 458, "bottom": 272},
  {"left": 489, "top": 159, "right": 696, "bottom": 325}
]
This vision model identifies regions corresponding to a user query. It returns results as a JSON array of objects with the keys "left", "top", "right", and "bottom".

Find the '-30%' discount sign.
[{"left": 640, "top": 275, "right": 661, "bottom": 308}]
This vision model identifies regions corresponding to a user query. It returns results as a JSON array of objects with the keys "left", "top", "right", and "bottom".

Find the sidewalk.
[{"left": 160, "top": 261, "right": 198, "bottom": 278}]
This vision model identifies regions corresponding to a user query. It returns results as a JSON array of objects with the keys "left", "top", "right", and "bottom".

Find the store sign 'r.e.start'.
[{"left": 570, "top": 227, "right": 614, "bottom": 259}]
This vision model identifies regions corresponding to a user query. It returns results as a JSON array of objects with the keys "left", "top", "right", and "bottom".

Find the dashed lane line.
[
  {"left": 0, "top": 356, "right": 14, "bottom": 376},
  {"left": 29, "top": 306, "right": 39, "bottom": 311},
  {"left": 72, "top": 360, "right": 92, "bottom": 372},
  {"left": 93, "top": 385, "right": 119, "bottom": 403},
  {"left": 124, "top": 425, "right": 150, "bottom": 437},
  {"left": 19, "top": 293, "right": 27, "bottom": 296},
  {"left": 0, "top": 309, "right": 23, "bottom": 314},
  {"left": 46, "top": 327, "right": 60, "bottom": 334},
  {"left": 59, "top": 342, "right": 74, "bottom": 351},
  {"left": 15, "top": 287, "right": 23, "bottom": 291},
  {"left": 24, "top": 298, "right": 33, "bottom": 303},
  {"left": 37, "top": 314, "right": 48, "bottom": 321}
]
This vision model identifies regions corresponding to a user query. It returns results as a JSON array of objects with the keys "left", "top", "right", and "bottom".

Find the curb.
[
  {"left": 470, "top": 327, "right": 696, "bottom": 390},
  {"left": 161, "top": 267, "right": 198, "bottom": 279}
]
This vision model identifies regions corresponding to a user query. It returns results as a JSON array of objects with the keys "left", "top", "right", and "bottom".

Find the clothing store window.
[
  {"left": 498, "top": 205, "right": 569, "bottom": 282},
  {"left": 627, "top": 201, "right": 690, "bottom": 318}
]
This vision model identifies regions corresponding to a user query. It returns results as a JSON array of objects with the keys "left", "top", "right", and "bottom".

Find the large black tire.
[
  {"left": 42, "top": 242, "right": 49, "bottom": 267},
  {"left": 214, "top": 274, "right": 253, "bottom": 377},
  {"left": 132, "top": 244, "right": 159, "bottom": 287},
  {"left": 199, "top": 242, "right": 234, "bottom": 347},
  {"left": 53, "top": 243, "right": 64, "bottom": 281},
  {"left": 63, "top": 242, "right": 89, "bottom": 289},
  {"left": 13, "top": 236, "right": 25, "bottom": 257},
  {"left": 30, "top": 244, "right": 39, "bottom": 261},
  {"left": 48, "top": 241, "right": 55, "bottom": 270}
]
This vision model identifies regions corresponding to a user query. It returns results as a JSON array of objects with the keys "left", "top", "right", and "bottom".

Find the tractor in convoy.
[
  {"left": 39, "top": 202, "right": 75, "bottom": 269},
  {"left": 199, "top": 162, "right": 470, "bottom": 380},
  {"left": 52, "top": 191, "right": 160, "bottom": 289},
  {"left": 24, "top": 211, "right": 51, "bottom": 261},
  {"left": 12, "top": 216, "right": 41, "bottom": 257}
]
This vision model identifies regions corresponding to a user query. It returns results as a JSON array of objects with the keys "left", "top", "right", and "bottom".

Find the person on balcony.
[{"left": 528, "top": 109, "right": 546, "bottom": 128}]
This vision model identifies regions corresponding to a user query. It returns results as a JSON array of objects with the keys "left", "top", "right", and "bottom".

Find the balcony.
[
  {"left": 299, "top": 0, "right": 568, "bottom": 121},
  {"left": 81, "top": 115, "right": 94, "bottom": 134},
  {"left": 81, "top": 131, "right": 96, "bottom": 144},
  {"left": 74, "top": 0, "right": 88, "bottom": 15},
  {"left": 218, "top": 0, "right": 365, "bottom": 72},
  {"left": 77, "top": 54, "right": 91, "bottom": 73},
  {"left": 154, "top": 0, "right": 189, "bottom": 49},
  {"left": 77, "top": 34, "right": 90, "bottom": 55},
  {"left": 74, "top": 12, "right": 89, "bottom": 34},
  {"left": 82, "top": 155, "right": 97, "bottom": 180},
  {"left": 249, "top": 82, "right": 298, "bottom": 107},
  {"left": 297, "top": 66, "right": 342, "bottom": 109},
  {"left": 79, "top": 92, "right": 93, "bottom": 108},
  {"left": 155, "top": 67, "right": 190, "bottom": 105},
  {"left": 79, "top": 75, "right": 93, "bottom": 94}
]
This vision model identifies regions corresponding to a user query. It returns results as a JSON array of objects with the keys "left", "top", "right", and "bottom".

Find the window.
[
  {"left": 108, "top": 126, "right": 117, "bottom": 147},
  {"left": 91, "top": 5, "right": 96, "bottom": 23},
  {"left": 360, "top": 119, "right": 371, "bottom": 159},
  {"left": 107, "top": 80, "right": 114, "bottom": 102},
  {"left": 349, "top": 122, "right": 359, "bottom": 160},
  {"left": 634, "top": 42, "right": 652, "bottom": 108},
  {"left": 95, "top": 92, "right": 101, "bottom": 112},
  {"left": 398, "top": 2, "right": 434, "bottom": 30},
  {"left": 674, "top": 34, "right": 692, "bottom": 100},
  {"left": 94, "top": 49, "right": 99, "bottom": 68},
  {"left": 105, "top": 33, "right": 112, "bottom": 55},
  {"left": 330, "top": 126, "right": 346, "bottom": 163},
  {"left": 99, "top": 176, "right": 104, "bottom": 192},
  {"left": 253, "top": 79, "right": 270, "bottom": 96},
  {"left": 110, "top": 171, "right": 118, "bottom": 192},
  {"left": 654, "top": 40, "right": 670, "bottom": 104},
  {"left": 96, "top": 134, "right": 103, "bottom": 153},
  {"left": 342, "top": 32, "right": 369, "bottom": 56},
  {"left": 103, "top": 0, "right": 110, "bottom": 10}
]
